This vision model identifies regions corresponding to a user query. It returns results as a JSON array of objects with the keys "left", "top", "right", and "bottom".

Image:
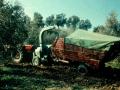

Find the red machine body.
[
  {"left": 52, "top": 38, "right": 106, "bottom": 70},
  {"left": 22, "top": 45, "right": 35, "bottom": 62}
]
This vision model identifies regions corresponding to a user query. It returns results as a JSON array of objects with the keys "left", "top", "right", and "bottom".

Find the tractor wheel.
[
  {"left": 11, "top": 49, "right": 23, "bottom": 63},
  {"left": 77, "top": 64, "right": 88, "bottom": 76},
  {"left": 32, "top": 53, "right": 40, "bottom": 66}
]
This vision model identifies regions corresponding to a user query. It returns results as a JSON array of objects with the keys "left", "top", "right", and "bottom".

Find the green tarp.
[{"left": 65, "top": 29, "right": 120, "bottom": 51}]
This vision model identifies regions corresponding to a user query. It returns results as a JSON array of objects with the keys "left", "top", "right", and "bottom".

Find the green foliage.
[
  {"left": 33, "top": 12, "right": 44, "bottom": 28},
  {"left": 105, "top": 11, "right": 120, "bottom": 36},
  {"left": 0, "top": 0, "right": 28, "bottom": 46},
  {"left": 106, "top": 11, "right": 118, "bottom": 29},
  {"left": 45, "top": 15, "right": 55, "bottom": 26},
  {"left": 0, "top": 0, "right": 4, "bottom": 7},
  {"left": 26, "top": 12, "right": 45, "bottom": 46},
  {"left": 72, "top": 84, "right": 83, "bottom": 90},
  {"left": 93, "top": 25, "right": 107, "bottom": 34},
  {"left": 54, "top": 13, "right": 66, "bottom": 28},
  {"left": 24, "top": 16, "right": 31, "bottom": 32},
  {"left": 78, "top": 19, "right": 92, "bottom": 30},
  {"left": 94, "top": 11, "right": 120, "bottom": 37},
  {"left": 66, "top": 15, "right": 80, "bottom": 29},
  {"left": 27, "top": 27, "right": 40, "bottom": 46}
]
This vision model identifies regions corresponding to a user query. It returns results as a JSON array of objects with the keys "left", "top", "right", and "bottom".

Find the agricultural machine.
[{"left": 12, "top": 26, "right": 120, "bottom": 74}]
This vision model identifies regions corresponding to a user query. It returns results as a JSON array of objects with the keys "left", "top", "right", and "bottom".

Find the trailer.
[{"left": 51, "top": 30, "right": 120, "bottom": 73}]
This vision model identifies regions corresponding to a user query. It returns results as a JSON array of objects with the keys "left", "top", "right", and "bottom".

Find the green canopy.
[{"left": 65, "top": 29, "right": 120, "bottom": 51}]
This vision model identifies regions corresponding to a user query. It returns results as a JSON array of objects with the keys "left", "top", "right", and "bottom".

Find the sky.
[{"left": 6, "top": 0, "right": 120, "bottom": 28}]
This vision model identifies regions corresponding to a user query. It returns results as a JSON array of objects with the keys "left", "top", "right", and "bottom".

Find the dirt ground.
[{"left": 1, "top": 62, "right": 120, "bottom": 90}]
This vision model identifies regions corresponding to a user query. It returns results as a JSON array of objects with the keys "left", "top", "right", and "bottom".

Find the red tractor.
[
  {"left": 12, "top": 44, "right": 35, "bottom": 63},
  {"left": 12, "top": 26, "right": 58, "bottom": 64},
  {"left": 12, "top": 26, "right": 120, "bottom": 74}
]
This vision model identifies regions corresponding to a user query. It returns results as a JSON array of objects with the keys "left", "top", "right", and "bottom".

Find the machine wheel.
[
  {"left": 77, "top": 64, "right": 88, "bottom": 76},
  {"left": 32, "top": 53, "right": 40, "bottom": 66},
  {"left": 11, "top": 49, "right": 23, "bottom": 63}
]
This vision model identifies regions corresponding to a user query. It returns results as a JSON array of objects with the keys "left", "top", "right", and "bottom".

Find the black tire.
[
  {"left": 77, "top": 64, "right": 88, "bottom": 76},
  {"left": 11, "top": 49, "right": 23, "bottom": 63},
  {"left": 32, "top": 52, "right": 40, "bottom": 66}
]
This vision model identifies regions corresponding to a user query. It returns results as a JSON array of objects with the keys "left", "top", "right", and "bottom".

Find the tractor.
[{"left": 12, "top": 26, "right": 59, "bottom": 65}]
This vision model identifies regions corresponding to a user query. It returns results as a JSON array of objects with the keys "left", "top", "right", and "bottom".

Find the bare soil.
[{"left": 1, "top": 62, "right": 120, "bottom": 90}]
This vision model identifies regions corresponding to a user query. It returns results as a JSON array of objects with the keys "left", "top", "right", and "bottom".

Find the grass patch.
[
  {"left": 106, "top": 59, "right": 120, "bottom": 69},
  {"left": 72, "top": 84, "right": 83, "bottom": 90},
  {"left": 0, "top": 67, "right": 13, "bottom": 72}
]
